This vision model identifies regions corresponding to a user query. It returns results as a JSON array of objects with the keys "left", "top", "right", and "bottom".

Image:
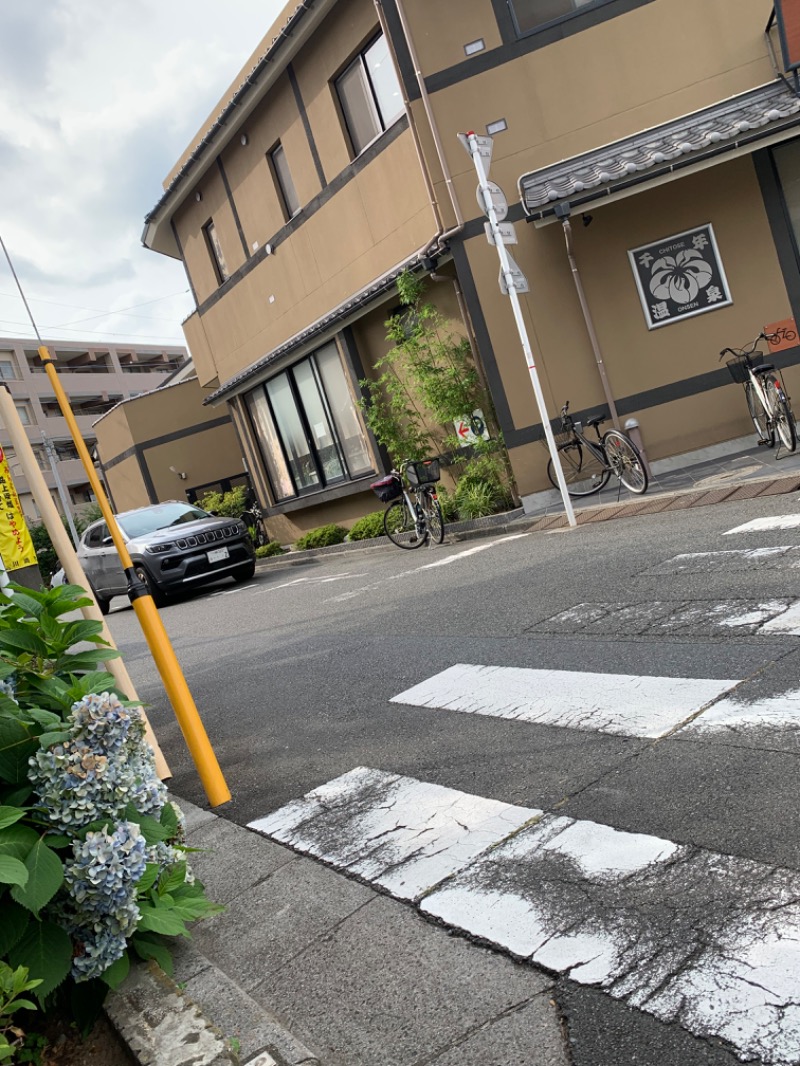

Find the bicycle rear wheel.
[
  {"left": 384, "top": 500, "right": 425, "bottom": 549},
  {"left": 766, "top": 380, "right": 797, "bottom": 452},
  {"left": 602, "top": 430, "right": 648, "bottom": 494},
  {"left": 547, "top": 441, "right": 610, "bottom": 497},
  {"left": 745, "top": 382, "right": 774, "bottom": 446},
  {"left": 422, "top": 491, "right": 444, "bottom": 544}
]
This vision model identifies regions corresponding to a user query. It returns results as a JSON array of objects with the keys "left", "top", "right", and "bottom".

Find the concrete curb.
[{"left": 253, "top": 472, "right": 800, "bottom": 571}]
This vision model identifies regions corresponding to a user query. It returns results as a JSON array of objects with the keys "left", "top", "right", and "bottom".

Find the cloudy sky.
[{"left": 0, "top": 0, "right": 286, "bottom": 350}]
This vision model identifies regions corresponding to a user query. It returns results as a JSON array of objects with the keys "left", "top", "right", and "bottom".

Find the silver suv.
[{"left": 77, "top": 501, "right": 256, "bottom": 613}]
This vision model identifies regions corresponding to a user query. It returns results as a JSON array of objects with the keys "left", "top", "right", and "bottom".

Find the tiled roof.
[{"left": 519, "top": 81, "right": 800, "bottom": 218}]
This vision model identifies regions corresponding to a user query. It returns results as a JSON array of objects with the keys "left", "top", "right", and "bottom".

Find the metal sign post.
[{"left": 459, "top": 132, "right": 576, "bottom": 527}]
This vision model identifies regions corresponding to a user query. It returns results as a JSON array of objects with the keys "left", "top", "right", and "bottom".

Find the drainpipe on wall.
[
  {"left": 561, "top": 216, "right": 621, "bottom": 432},
  {"left": 378, "top": 0, "right": 465, "bottom": 250}
]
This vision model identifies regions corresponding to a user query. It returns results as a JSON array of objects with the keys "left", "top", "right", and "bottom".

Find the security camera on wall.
[{"left": 169, "top": 466, "right": 188, "bottom": 481}]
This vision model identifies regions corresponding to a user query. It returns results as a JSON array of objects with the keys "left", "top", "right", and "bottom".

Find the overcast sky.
[{"left": 0, "top": 0, "right": 286, "bottom": 350}]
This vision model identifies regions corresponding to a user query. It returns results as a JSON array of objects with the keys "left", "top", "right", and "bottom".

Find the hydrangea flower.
[
  {"left": 59, "top": 821, "right": 147, "bottom": 981},
  {"left": 29, "top": 692, "right": 167, "bottom": 832}
]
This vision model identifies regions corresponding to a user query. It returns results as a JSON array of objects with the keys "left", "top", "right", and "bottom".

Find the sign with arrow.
[
  {"left": 499, "top": 254, "right": 529, "bottom": 294},
  {"left": 454, "top": 410, "right": 491, "bottom": 447}
]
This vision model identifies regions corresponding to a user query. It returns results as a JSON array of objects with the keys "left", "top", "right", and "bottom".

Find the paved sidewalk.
[{"left": 104, "top": 435, "right": 800, "bottom": 1066}]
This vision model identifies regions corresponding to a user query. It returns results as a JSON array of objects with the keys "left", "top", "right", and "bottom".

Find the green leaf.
[
  {"left": 124, "top": 806, "right": 169, "bottom": 844},
  {"left": 0, "top": 718, "right": 38, "bottom": 784},
  {"left": 99, "top": 951, "right": 129, "bottom": 989},
  {"left": 0, "top": 806, "right": 26, "bottom": 831},
  {"left": 10, "top": 840, "right": 64, "bottom": 914},
  {"left": 60, "top": 620, "right": 107, "bottom": 648},
  {"left": 0, "top": 855, "right": 28, "bottom": 887},
  {"left": 131, "top": 935, "right": 173, "bottom": 976},
  {"left": 53, "top": 649, "right": 118, "bottom": 672},
  {"left": 6, "top": 593, "right": 44, "bottom": 620},
  {"left": 0, "top": 629, "right": 49, "bottom": 656},
  {"left": 8, "top": 921, "right": 72, "bottom": 1000},
  {"left": 159, "top": 862, "right": 187, "bottom": 895},
  {"left": 0, "top": 824, "right": 39, "bottom": 862},
  {"left": 0, "top": 786, "right": 32, "bottom": 808},
  {"left": 159, "top": 803, "right": 179, "bottom": 837},
  {"left": 36, "top": 730, "right": 71, "bottom": 749},
  {"left": 42, "top": 834, "right": 71, "bottom": 849},
  {"left": 135, "top": 905, "right": 191, "bottom": 937},
  {"left": 0, "top": 901, "right": 29, "bottom": 955},
  {"left": 136, "top": 863, "right": 160, "bottom": 894},
  {"left": 24, "top": 709, "right": 62, "bottom": 730}
]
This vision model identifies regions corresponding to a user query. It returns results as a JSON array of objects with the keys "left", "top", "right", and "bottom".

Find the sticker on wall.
[{"left": 628, "top": 224, "right": 732, "bottom": 330}]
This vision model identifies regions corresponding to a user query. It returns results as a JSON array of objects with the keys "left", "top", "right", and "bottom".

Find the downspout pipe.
[
  {"left": 561, "top": 216, "right": 621, "bottom": 431},
  {"left": 386, "top": 0, "right": 465, "bottom": 250}
]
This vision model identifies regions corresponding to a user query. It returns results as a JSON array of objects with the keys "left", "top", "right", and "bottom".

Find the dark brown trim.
[
  {"left": 170, "top": 221, "right": 198, "bottom": 306},
  {"left": 377, "top": 0, "right": 419, "bottom": 101},
  {"left": 217, "top": 157, "right": 250, "bottom": 260},
  {"left": 426, "top": 0, "right": 659, "bottom": 95},
  {"left": 102, "top": 415, "right": 233, "bottom": 470},
  {"left": 135, "top": 448, "right": 158, "bottom": 504},
  {"left": 755, "top": 144, "right": 800, "bottom": 326},
  {"left": 195, "top": 115, "right": 409, "bottom": 318},
  {"left": 504, "top": 346, "right": 800, "bottom": 448},
  {"left": 287, "top": 62, "right": 327, "bottom": 188},
  {"left": 449, "top": 239, "right": 514, "bottom": 438},
  {"left": 269, "top": 473, "right": 377, "bottom": 514}
]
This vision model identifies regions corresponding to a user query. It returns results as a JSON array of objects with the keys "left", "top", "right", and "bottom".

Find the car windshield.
[{"left": 117, "top": 503, "right": 211, "bottom": 538}]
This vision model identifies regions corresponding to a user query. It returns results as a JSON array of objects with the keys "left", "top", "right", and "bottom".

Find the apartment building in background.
[
  {"left": 0, "top": 337, "right": 188, "bottom": 524},
  {"left": 142, "top": 0, "right": 800, "bottom": 542}
]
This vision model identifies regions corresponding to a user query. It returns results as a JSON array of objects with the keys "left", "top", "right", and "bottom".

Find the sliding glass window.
[
  {"left": 509, "top": 0, "right": 609, "bottom": 36},
  {"left": 244, "top": 342, "right": 374, "bottom": 502}
]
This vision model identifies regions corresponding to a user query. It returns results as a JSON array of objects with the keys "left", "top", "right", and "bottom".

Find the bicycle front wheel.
[
  {"left": 547, "top": 441, "right": 610, "bottom": 497},
  {"left": 384, "top": 500, "right": 425, "bottom": 549},
  {"left": 767, "top": 381, "right": 797, "bottom": 453},
  {"left": 745, "top": 382, "right": 774, "bottom": 446},
  {"left": 422, "top": 491, "right": 444, "bottom": 544},
  {"left": 603, "top": 430, "right": 649, "bottom": 494}
]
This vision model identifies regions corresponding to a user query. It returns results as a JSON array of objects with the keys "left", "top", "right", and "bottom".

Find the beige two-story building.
[{"left": 143, "top": 0, "right": 800, "bottom": 537}]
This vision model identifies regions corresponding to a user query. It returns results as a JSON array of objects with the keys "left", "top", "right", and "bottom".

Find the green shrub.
[
  {"left": 348, "top": 511, "right": 386, "bottom": 541},
  {"left": 0, "top": 583, "right": 221, "bottom": 1041},
  {"left": 435, "top": 486, "right": 459, "bottom": 523},
  {"left": 255, "top": 542, "right": 285, "bottom": 558},
  {"left": 294, "top": 524, "right": 348, "bottom": 551},
  {"left": 455, "top": 480, "right": 500, "bottom": 520},
  {"left": 198, "top": 486, "right": 248, "bottom": 519}
]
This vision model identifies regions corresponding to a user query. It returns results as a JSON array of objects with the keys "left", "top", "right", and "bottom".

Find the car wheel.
[
  {"left": 134, "top": 565, "right": 168, "bottom": 608},
  {"left": 232, "top": 561, "right": 256, "bottom": 584}
]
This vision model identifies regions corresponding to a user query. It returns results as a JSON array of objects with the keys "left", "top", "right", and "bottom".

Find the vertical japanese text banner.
[{"left": 0, "top": 448, "right": 36, "bottom": 570}]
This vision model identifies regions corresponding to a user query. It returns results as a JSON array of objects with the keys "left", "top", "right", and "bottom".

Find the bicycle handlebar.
[{"left": 718, "top": 332, "right": 776, "bottom": 361}]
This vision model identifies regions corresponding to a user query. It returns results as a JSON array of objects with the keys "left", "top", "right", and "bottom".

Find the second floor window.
[
  {"left": 509, "top": 0, "right": 605, "bottom": 35},
  {"left": 335, "top": 33, "right": 403, "bottom": 157},
  {"left": 203, "top": 220, "right": 229, "bottom": 284},
  {"left": 269, "top": 143, "right": 300, "bottom": 219}
]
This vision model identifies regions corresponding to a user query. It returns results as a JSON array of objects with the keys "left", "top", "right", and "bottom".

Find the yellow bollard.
[{"left": 37, "top": 343, "right": 231, "bottom": 807}]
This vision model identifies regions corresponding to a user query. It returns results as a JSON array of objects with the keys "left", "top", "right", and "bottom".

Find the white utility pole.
[
  {"left": 41, "top": 433, "right": 80, "bottom": 547},
  {"left": 459, "top": 131, "right": 576, "bottom": 528}
]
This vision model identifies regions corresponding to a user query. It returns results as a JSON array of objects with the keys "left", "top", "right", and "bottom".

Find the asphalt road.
[{"left": 104, "top": 491, "right": 800, "bottom": 1066}]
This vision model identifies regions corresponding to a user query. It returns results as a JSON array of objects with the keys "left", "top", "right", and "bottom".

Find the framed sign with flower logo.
[{"left": 628, "top": 224, "right": 732, "bottom": 330}]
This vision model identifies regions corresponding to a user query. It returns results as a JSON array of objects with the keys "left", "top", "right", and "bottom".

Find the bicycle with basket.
[
  {"left": 719, "top": 332, "right": 797, "bottom": 455},
  {"left": 370, "top": 458, "right": 445, "bottom": 549}
]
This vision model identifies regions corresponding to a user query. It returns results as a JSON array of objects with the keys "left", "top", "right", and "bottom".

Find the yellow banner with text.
[{"left": 0, "top": 449, "right": 36, "bottom": 571}]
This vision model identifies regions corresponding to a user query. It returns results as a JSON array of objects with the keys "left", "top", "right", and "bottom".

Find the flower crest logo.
[{"left": 648, "top": 249, "right": 713, "bottom": 305}]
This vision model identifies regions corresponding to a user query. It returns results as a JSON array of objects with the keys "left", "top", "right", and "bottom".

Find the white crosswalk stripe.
[
  {"left": 535, "top": 598, "right": 800, "bottom": 636},
  {"left": 391, "top": 664, "right": 740, "bottom": 738},
  {"left": 724, "top": 513, "right": 800, "bottom": 534},
  {"left": 249, "top": 768, "right": 800, "bottom": 1065},
  {"left": 646, "top": 546, "right": 800, "bottom": 575}
]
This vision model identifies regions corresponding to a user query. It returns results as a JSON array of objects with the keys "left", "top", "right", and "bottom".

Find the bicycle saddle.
[
  {"left": 751, "top": 362, "right": 775, "bottom": 375},
  {"left": 585, "top": 414, "right": 607, "bottom": 427}
]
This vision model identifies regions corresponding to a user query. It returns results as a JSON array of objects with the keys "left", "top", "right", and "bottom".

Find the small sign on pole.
[
  {"left": 484, "top": 221, "right": 518, "bottom": 246},
  {"left": 454, "top": 410, "right": 491, "bottom": 447},
  {"left": 459, "top": 130, "right": 576, "bottom": 528}
]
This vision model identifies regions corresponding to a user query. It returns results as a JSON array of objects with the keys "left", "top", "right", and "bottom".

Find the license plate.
[{"left": 207, "top": 547, "right": 229, "bottom": 564}]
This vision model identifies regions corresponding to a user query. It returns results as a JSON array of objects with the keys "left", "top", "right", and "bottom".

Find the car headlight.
[{"left": 145, "top": 543, "right": 173, "bottom": 554}]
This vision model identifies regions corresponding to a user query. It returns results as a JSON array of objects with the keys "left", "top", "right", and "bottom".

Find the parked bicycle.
[
  {"left": 545, "top": 401, "right": 649, "bottom": 497},
  {"left": 239, "top": 489, "right": 269, "bottom": 547},
  {"left": 719, "top": 332, "right": 797, "bottom": 454},
  {"left": 371, "top": 458, "right": 444, "bottom": 549}
]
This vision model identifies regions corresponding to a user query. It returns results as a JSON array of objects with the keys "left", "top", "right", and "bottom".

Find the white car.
[{"left": 49, "top": 566, "right": 66, "bottom": 588}]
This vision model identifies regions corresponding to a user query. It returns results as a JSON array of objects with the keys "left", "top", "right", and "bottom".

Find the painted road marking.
[
  {"left": 535, "top": 598, "right": 800, "bottom": 636},
  {"left": 391, "top": 664, "right": 739, "bottom": 738},
  {"left": 680, "top": 687, "right": 800, "bottom": 735},
  {"left": 251, "top": 768, "right": 800, "bottom": 1065},
  {"left": 724, "top": 513, "right": 800, "bottom": 534},
  {"left": 645, "top": 546, "right": 800, "bottom": 576},
  {"left": 249, "top": 766, "right": 540, "bottom": 900},
  {"left": 325, "top": 534, "right": 531, "bottom": 603}
]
